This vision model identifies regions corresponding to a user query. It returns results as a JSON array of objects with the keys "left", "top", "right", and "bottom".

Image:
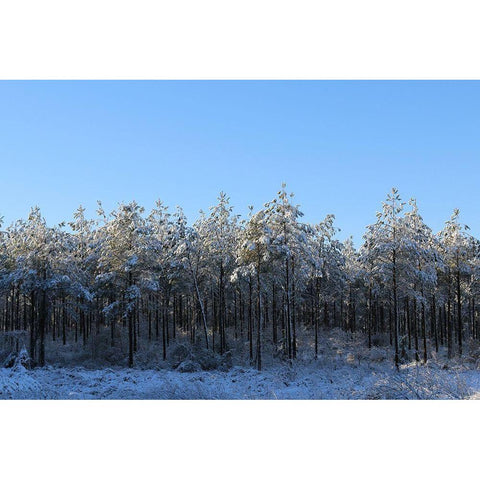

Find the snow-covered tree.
[
  {"left": 0, "top": 186, "right": 479, "bottom": 370},
  {"left": 439, "top": 209, "right": 472, "bottom": 356}
]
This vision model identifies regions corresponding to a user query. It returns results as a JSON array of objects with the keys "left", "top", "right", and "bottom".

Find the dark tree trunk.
[
  {"left": 248, "top": 277, "right": 253, "bottom": 363},
  {"left": 38, "top": 288, "right": 47, "bottom": 367},
  {"left": 272, "top": 284, "right": 277, "bottom": 345},
  {"left": 367, "top": 285, "right": 372, "bottom": 349},
  {"left": 421, "top": 300, "right": 427, "bottom": 364},
  {"left": 162, "top": 296, "right": 167, "bottom": 361},
  {"left": 456, "top": 268, "right": 462, "bottom": 356},
  {"left": 432, "top": 295, "right": 438, "bottom": 353},
  {"left": 128, "top": 273, "right": 134, "bottom": 368},
  {"left": 29, "top": 291, "right": 36, "bottom": 362},
  {"left": 447, "top": 294, "right": 453, "bottom": 359},
  {"left": 406, "top": 298, "right": 411, "bottom": 351},
  {"left": 413, "top": 297, "right": 419, "bottom": 362},
  {"left": 255, "top": 254, "right": 262, "bottom": 371}
]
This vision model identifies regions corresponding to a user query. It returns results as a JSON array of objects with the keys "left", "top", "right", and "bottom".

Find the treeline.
[{"left": 0, "top": 186, "right": 479, "bottom": 370}]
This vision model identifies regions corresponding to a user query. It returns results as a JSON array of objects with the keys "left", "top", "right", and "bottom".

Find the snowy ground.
[
  {"left": 2, "top": 329, "right": 480, "bottom": 399},
  {"left": 2, "top": 359, "right": 480, "bottom": 399}
]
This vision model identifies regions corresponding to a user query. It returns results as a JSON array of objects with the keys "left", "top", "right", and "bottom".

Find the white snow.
[
  {"left": 1, "top": 359, "right": 480, "bottom": 400},
  {"left": 2, "top": 329, "right": 480, "bottom": 400}
]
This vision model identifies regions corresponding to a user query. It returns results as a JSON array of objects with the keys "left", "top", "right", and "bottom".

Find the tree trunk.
[
  {"left": 29, "top": 291, "right": 36, "bottom": 363},
  {"left": 128, "top": 272, "right": 134, "bottom": 368},
  {"left": 38, "top": 288, "right": 47, "bottom": 367},
  {"left": 421, "top": 300, "right": 427, "bottom": 364},
  {"left": 392, "top": 246, "right": 399, "bottom": 369},
  {"left": 456, "top": 267, "right": 462, "bottom": 356},
  {"left": 255, "top": 253, "right": 262, "bottom": 371}
]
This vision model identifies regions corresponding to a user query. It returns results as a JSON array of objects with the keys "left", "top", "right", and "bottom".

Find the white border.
[
  {"left": 1, "top": 1, "right": 479, "bottom": 479},
  {"left": 0, "top": 0, "right": 479, "bottom": 79},
  {"left": 1, "top": 400, "right": 479, "bottom": 479}
]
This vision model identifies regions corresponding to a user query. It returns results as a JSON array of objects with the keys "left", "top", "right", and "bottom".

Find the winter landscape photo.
[{"left": 1, "top": 80, "right": 480, "bottom": 399}]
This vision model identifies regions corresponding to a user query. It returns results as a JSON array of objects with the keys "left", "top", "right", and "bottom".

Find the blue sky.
[{"left": 0, "top": 80, "right": 478, "bottom": 244}]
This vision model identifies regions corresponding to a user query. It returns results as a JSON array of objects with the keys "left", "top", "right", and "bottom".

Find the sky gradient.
[{"left": 0, "top": 80, "right": 478, "bottom": 244}]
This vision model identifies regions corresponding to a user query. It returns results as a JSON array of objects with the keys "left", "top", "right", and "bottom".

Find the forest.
[{"left": 0, "top": 186, "right": 478, "bottom": 374}]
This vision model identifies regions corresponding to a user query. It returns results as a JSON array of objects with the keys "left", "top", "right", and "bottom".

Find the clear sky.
[{"left": 0, "top": 80, "right": 478, "bottom": 244}]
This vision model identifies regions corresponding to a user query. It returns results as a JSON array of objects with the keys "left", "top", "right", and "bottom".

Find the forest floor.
[
  {"left": 2, "top": 329, "right": 480, "bottom": 399},
  {"left": 2, "top": 358, "right": 480, "bottom": 399}
]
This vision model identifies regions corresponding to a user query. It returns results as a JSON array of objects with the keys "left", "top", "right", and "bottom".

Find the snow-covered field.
[
  {"left": 2, "top": 329, "right": 480, "bottom": 399},
  {"left": 1, "top": 360, "right": 480, "bottom": 399}
]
